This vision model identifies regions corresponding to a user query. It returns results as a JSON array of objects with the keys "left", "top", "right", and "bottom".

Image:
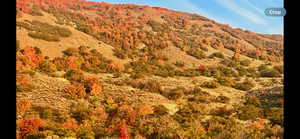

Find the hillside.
[{"left": 16, "top": 0, "right": 284, "bottom": 139}]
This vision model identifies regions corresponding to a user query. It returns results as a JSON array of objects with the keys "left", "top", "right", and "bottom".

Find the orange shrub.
[
  {"left": 91, "top": 106, "right": 108, "bottom": 121},
  {"left": 62, "top": 119, "right": 78, "bottom": 129},
  {"left": 137, "top": 104, "right": 154, "bottom": 116},
  {"left": 247, "top": 119, "right": 267, "bottom": 130},
  {"left": 23, "top": 46, "right": 44, "bottom": 67},
  {"left": 52, "top": 56, "right": 81, "bottom": 70},
  {"left": 106, "top": 62, "right": 125, "bottom": 72},
  {"left": 114, "top": 62, "right": 125, "bottom": 72},
  {"left": 17, "top": 46, "right": 44, "bottom": 70},
  {"left": 66, "top": 56, "right": 81, "bottom": 69},
  {"left": 63, "top": 83, "right": 86, "bottom": 99},
  {"left": 119, "top": 119, "right": 129, "bottom": 139},
  {"left": 52, "top": 57, "right": 66, "bottom": 70},
  {"left": 16, "top": 74, "right": 33, "bottom": 92},
  {"left": 84, "top": 77, "right": 103, "bottom": 96},
  {"left": 16, "top": 100, "right": 31, "bottom": 114},
  {"left": 17, "top": 117, "right": 45, "bottom": 138},
  {"left": 16, "top": 60, "right": 23, "bottom": 71},
  {"left": 198, "top": 65, "right": 207, "bottom": 70},
  {"left": 157, "top": 59, "right": 164, "bottom": 65}
]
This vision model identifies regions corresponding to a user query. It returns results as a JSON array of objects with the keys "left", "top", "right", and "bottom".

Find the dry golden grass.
[{"left": 17, "top": 11, "right": 128, "bottom": 65}]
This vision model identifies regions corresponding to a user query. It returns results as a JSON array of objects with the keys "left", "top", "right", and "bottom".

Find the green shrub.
[
  {"left": 153, "top": 105, "right": 169, "bottom": 116},
  {"left": 236, "top": 66, "right": 248, "bottom": 76},
  {"left": 33, "top": 47, "right": 42, "bottom": 54},
  {"left": 113, "top": 48, "right": 127, "bottom": 59},
  {"left": 186, "top": 48, "right": 206, "bottom": 59},
  {"left": 55, "top": 27, "right": 72, "bottom": 37},
  {"left": 214, "top": 95, "right": 230, "bottom": 103},
  {"left": 28, "top": 32, "right": 60, "bottom": 42},
  {"left": 133, "top": 80, "right": 163, "bottom": 93},
  {"left": 65, "top": 69, "right": 85, "bottom": 82},
  {"left": 233, "top": 80, "right": 254, "bottom": 91},
  {"left": 201, "top": 81, "right": 220, "bottom": 88},
  {"left": 264, "top": 107, "right": 283, "bottom": 125},
  {"left": 70, "top": 102, "right": 91, "bottom": 123},
  {"left": 211, "top": 107, "right": 234, "bottom": 117},
  {"left": 145, "top": 116, "right": 182, "bottom": 139},
  {"left": 273, "top": 65, "right": 283, "bottom": 74},
  {"left": 216, "top": 77, "right": 236, "bottom": 87},
  {"left": 188, "top": 87, "right": 211, "bottom": 103},
  {"left": 200, "top": 46, "right": 208, "bottom": 51},
  {"left": 210, "top": 52, "right": 224, "bottom": 59},
  {"left": 29, "top": 10, "right": 43, "bottom": 16},
  {"left": 246, "top": 67, "right": 258, "bottom": 77},
  {"left": 167, "top": 87, "right": 185, "bottom": 100},
  {"left": 63, "top": 48, "right": 79, "bottom": 56},
  {"left": 17, "top": 40, "right": 20, "bottom": 51},
  {"left": 75, "top": 22, "right": 93, "bottom": 34},
  {"left": 246, "top": 52, "right": 258, "bottom": 59},
  {"left": 39, "top": 108, "right": 54, "bottom": 119},
  {"left": 30, "top": 20, "right": 72, "bottom": 37},
  {"left": 221, "top": 59, "right": 239, "bottom": 68},
  {"left": 175, "top": 102, "right": 207, "bottom": 123},
  {"left": 260, "top": 68, "right": 281, "bottom": 77},
  {"left": 240, "top": 59, "right": 251, "bottom": 66},
  {"left": 174, "top": 61, "right": 185, "bottom": 67},
  {"left": 76, "top": 127, "right": 96, "bottom": 139},
  {"left": 188, "top": 94, "right": 209, "bottom": 103},
  {"left": 54, "top": 128, "right": 76, "bottom": 138},
  {"left": 245, "top": 96, "right": 261, "bottom": 107},
  {"left": 130, "top": 71, "right": 145, "bottom": 79},
  {"left": 23, "top": 20, "right": 72, "bottom": 41},
  {"left": 238, "top": 105, "right": 263, "bottom": 120},
  {"left": 176, "top": 69, "right": 201, "bottom": 77},
  {"left": 38, "top": 60, "right": 57, "bottom": 73},
  {"left": 17, "top": 21, "right": 32, "bottom": 30},
  {"left": 191, "top": 86, "right": 210, "bottom": 95},
  {"left": 217, "top": 66, "right": 238, "bottom": 77},
  {"left": 258, "top": 64, "right": 269, "bottom": 72}
]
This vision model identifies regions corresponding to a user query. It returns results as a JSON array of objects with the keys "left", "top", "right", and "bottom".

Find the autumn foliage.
[
  {"left": 62, "top": 119, "right": 79, "bottom": 129},
  {"left": 17, "top": 117, "right": 45, "bottom": 138},
  {"left": 84, "top": 77, "right": 103, "bottom": 96},
  {"left": 52, "top": 56, "right": 81, "bottom": 70},
  {"left": 17, "top": 46, "right": 44, "bottom": 70},
  {"left": 16, "top": 74, "right": 33, "bottom": 92},
  {"left": 16, "top": 100, "right": 31, "bottom": 114},
  {"left": 63, "top": 83, "right": 86, "bottom": 99},
  {"left": 198, "top": 65, "right": 207, "bottom": 70},
  {"left": 119, "top": 119, "right": 129, "bottom": 139}
]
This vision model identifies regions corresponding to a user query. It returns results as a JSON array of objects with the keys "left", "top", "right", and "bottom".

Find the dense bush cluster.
[
  {"left": 260, "top": 68, "right": 281, "bottom": 77},
  {"left": 17, "top": 20, "right": 72, "bottom": 41},
  {"left": 233, "top": 79, "right": 255, "bottom": 91},
  {"left": 201, "top": 81, "right": 220, "bottom": 88},
  {"left": 210, "top": 52, "right": 224, "bottom": 59},
  {"left": 186, "top": 48, "right": 206, "bottom": 59}
]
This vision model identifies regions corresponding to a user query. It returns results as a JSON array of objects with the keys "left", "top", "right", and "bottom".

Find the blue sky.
[{"left": 89, "top": 0, "right": 283, "bottom": 34}]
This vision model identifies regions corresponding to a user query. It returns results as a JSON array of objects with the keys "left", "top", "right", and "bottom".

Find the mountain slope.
[{"left": 16, "top": 0, "right": 284, "bottom": 139}]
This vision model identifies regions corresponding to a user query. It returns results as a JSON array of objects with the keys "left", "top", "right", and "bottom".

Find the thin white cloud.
[
  {"left": 163, "top": 0, "right": 237, "bottom": 26},
  {"left": 160, "top": 0, "right": 216, "bottom": 20},
  {"left": 214, "top": 0, "right": 268, "bottom": 25},
  {"left": 241, "top": 0, "right": 265, "bottom": 15}
]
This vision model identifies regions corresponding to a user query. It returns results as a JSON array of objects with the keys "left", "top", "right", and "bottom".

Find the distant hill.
[{"left": 17, "top": 0, "right": 283, "bottom": 66}]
